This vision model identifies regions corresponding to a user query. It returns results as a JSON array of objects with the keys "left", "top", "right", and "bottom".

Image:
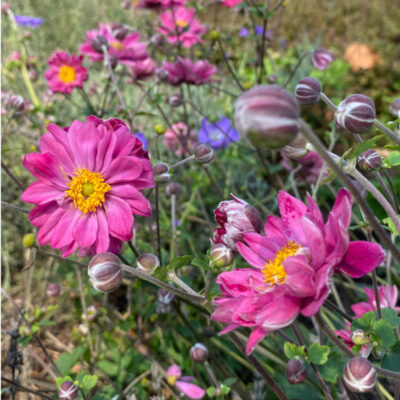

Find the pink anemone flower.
[
  {"left": 211, "top": 189, "right": 384, "bottom": 354},
  {"left": 129, "top": 57, "right": 156, "bottom": 81},
  {"left": 221, "top": 0, "right": 243, "bottom": 6},
  {"left": 281, "top": 151, "right": 325, "bottom": 184},
  {"left": 158, "top": 6, "right": 206, "bottom": 47},
  {"left": 44, "top": 51, "right": 88, "bottom": 94},
  {"left": 163, "top": 122, "right": 197, "bottom": 157},
  {"left": 79, "top": 23, "right": 148, "bottom": 67},
  {"left": 167, "top": 364, "right": 205, "bottom": 399},
  {"left": 21, "top": 116, "right": 154, "bottom": 258}
]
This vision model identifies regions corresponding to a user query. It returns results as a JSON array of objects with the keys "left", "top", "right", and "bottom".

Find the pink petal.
[
  {"left": 73, "top": 212, "right": 99, "bottom": 248},
  {"left": 167, "top": 364, "right": 181, "bottom": 378},
  {"left": 305, "top": 193, "right": 324, "bottom": 228},
  {"left": 236, "top": 242, "right": 265, "bottom": 269},
  {"left": 21, "top": 181, "right": 64, "bottom": 205},
  {"left": 95, "top": 125, "right": 116, "bottom": 172},
  {"left": 264, "top": 215, "right": 287, "bottom": 246},
  {"left": 218, "top": 324, "right": 240, "bottom": 335},
  {"left": 331, "top": 188, "right": 352, "bottom": 230},
  {"left": 49, "top": 208, "right": 80, "bottom": 248},
  {"left": 335, "top": 241, "right": 385, "bottom": 278},
  {"left": 105, "top": 195, "right": 133, "bottom": 240},
  {"left": 175, "top": 381, "right": 205, "bottom": 399},
  {"left": 36, "top": 207, "right": 68, "bottom": 245},
  {"left": 28, "top": 202, "right": 59, "bottom": 227},
  {"left": 283, "top": 255, "right": 316, "bottom": 297},
  {"left": 216, "top": 269, "right": 265, "bottom": 297},
  {"left": 94, "top": 208, "right": 110, "bottom": 254},
  {"left": 110, "top": 184, "right": 152, "bottom": 216},
  {"left": 301, "top": 216, "right": 326, "bottom": 268},
  {"left": 246, "top": 326, "right": 268, "bottom": 355},
  {"left": 103, "top": 156, "right": 143, "bottom": 184}
]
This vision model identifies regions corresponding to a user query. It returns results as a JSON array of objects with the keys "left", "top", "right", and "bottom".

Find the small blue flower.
[
  {"left": 135, "top": 132, "right": 148, "bottom": 150},
  {"left": 14, "top": 15, "right": 44, "bottom": 28},
  {"left": 239, "top": 26, "right": 250, "bottom": 37},
  {"left": 198, "top": 117, "right": 239, "bottom": 150}
]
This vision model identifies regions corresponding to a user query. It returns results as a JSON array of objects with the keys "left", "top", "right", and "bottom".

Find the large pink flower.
[
  {"left": 211, "top": 189, "right": 384, "bottom": 354},
  {"left": 21, "top": 116, "right": 154, "bottom": 258},
  {"left": 161, "top": 57, "right": 217, "bottom": 85},
  {"left": 158, "top": 6, "right": 206, "bottom": 47},
  {"left": 44, "top": 51, "right": 88, "bottom": 94},
  {"left": 79, "top": 23, "right": 148, "bottom": 67},
  {"left": 163, "top": 122, "right": 197, "bottom": 157},
  {"left": 129, "top": 57, "right": 156, "bottom": 81},
  {"left": 167, "top": 364, "right": 205, "bottom": 399}
]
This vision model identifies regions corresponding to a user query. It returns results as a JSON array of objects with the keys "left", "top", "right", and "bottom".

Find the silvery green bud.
[
  {"left": 351, "top": 329, "right": 369, "bottom": 345},
  {"left": 166, "top": 182, "right": 181, "bottom": 196},
  {"left": 88, "top": 252, "right": 122, "bottom": 293},
  {"left": 190, "top": 343, "right": 209, "bottom": 363},
  {"left": 357, "top": 149, "right": 382, "bottom": 172},
  {"left": 193, "top": 143, "right": 214, "bottom": 164},
  {"left": 295, "top": 77, "right": 322, "bottom": 105},
  {"left": 9, "top": 95, "right": 25, "bottom": 113},
  {"left": 281, "top": 134, "right": 309, "bottom": 160},
  {"left": 137, "top": 253, "right": 160, "bottom": 274},
  {"left": 343, "top": 356, "right": 376, "bottom": 393},
  {"left": 210, "top": 244, "right": 234, "bottom": 268},
  {"left": 153, "top": 162, "right": 170, "bottom": 184},
  {"left": 169, "top": 94, "right": 183, "bottom": 107},
  {"left": 59, "top": 381, "right": 78, "bottom": 399},
  {"left": 389, "top": 98, "right": 400, "bottom": 117},
  {"left": 285, "top": 359, "right": 307, "bottom": 384}
]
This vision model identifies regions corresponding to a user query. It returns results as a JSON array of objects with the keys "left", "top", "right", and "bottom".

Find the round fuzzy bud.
[
  {"left": 47, "top": 283, "right": 61, "bottom": 298},
  {"left": 352, "top": 329, "right": 369, "bottom": 345},
  {"left": 389, "top": 98, "right": 400, "bottom": 117},
  {"left": 209, "top": 30, "right": 219, "bottom": 41},
  {"left": 137, "top": 253, "right": 160, "bottom": 274},
  {"left": 210, "top": 244, "right": 234, "bottom": 268},
  {"left": 336, "top": 94, "right": 376, "bottom": 134},
  {"left": 235, "top": 85, "right": 300, "bottom": 150},
  {"left": 285, "top": 360, "right": 307, "bottom": 385},
  {"left": 193, "top": 143, "right": 214, "bottom": 164},
  {"left": 86, "top": 305, "right": 99, "bottom": 321},
  {"left": 166, "top": 182, "right": 181, "bottom": 196},
  {"left": 295, "top": 77, "right": 322, "bottom": 105},
  {"left": 92, "top": 35, "right": 109, "bottom": 53},
  {"left": 190, "top": 343, "right": 209, "bottom": 363},
  {"left": 150, "top": 33, "right": 164, "bottom": 46},
  {"left": 113, "top": 27, "right": 129, "bottom": 41},
  {"left": 22, "top": 233, "right": 36, "bottom": 248},
  {"left": 267, "top": 74, "right": 277, "bottom": 84},
  {"left": 59, "top": 381, "right": 78, "bottom": 399},
  {"left": 88, "top": 252, "right": 122, "bottom": 293},
  {"left": 281, "top": 134, "right": 309, "bottom": 160},
  {"left": 357, "top": 149, "right": 382, "bottom": 172},
  {"left": 9, "top": 95, "right": 25, "bottom": 113},
  {"left": 343, "top": 357, "right": 376, "bottom": 393},
  {"left": 153, "top": 162, "right": 170, "bottom": 184},
  {"left": 168, "top": 94, "right": 183, "bottom": 107},
  {"left": 154, "top": 124, "right": 166, "bottom": 135},
  {"left": 156, "top": 69, "right": 169, "bottom": 82}
]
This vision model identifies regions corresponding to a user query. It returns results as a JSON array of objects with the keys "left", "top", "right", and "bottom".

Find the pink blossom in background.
[
  {"left": 222, "top": 0, "right": 243, "bottom": 7},
  {"left": 44, "top": 51, "right": 88, "bottom": 94},
  {"left": 311, "top": 48, "right": 334, "bottom": 70},
  {"left": 129, "top": 57, "right": 156, "bottom": 81},
  {"left": 161, "top": 57, "right": 217, "bottom": 85},
  {"left": 79, "top": 23, "right": 148, "bottom": 67},
  {"left": 163, "top": 122, "right": 197, "bottom": 156},
  {"left": 158, "top": 6, "right": 206, "bottom": 47},
  {"left": 21, "top": 116, "right": 154, "bottom": 258},
  {"left": 281, "top": 151, "right": 325, "bottom": 184},
  {"left": 167, "top": 364, "right": 205, "bottom": 399},
  {"left": 136, "top": 0, "right": 186, "bottom": 9},
  {"left": 211, "top": 189, "right": 385, "bottom": 354}
]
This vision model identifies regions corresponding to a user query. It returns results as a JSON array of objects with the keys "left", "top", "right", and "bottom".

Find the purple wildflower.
[
  {"left": 135, "top": 132, "right": 149, "bottom": 150},
  {"left": 198, "top": 117, "right": 239, "bottom": 150},
  {"left": 14, "top": 15, "right": 44, "bottom": 27},
  {"left": 239, "top": 27, "right": 250, "bottom": 37}
]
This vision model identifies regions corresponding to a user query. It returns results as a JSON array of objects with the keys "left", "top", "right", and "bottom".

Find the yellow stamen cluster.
[
  {"left": 167, "top": 376, "right": 177, "bottom": 386},
  {"left": 59, "top": 65, "right": 76, "bottom": 84},
  {"left": 262, "top": 241, "right": 301, "bottom": 286},
  {"left": 66, "top": 168, "right": 111, "bottom": 213},
  {"left": 176, "top": 19, "right": 189, "bottom": 28},
  {"left": 110, "top": 41, "right": 125, "bottom": 50}
]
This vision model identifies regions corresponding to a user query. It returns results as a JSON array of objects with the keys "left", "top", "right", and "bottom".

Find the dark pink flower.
[
  {"left": 129, "top": 58, "right": 156, "bottom": 81},
  {"left": 161, "top": 57, "right": 217, "bottom": 85},
  {"left": 44, "top": 51, "right": 87, "bottom": 94},
  {"left": 212, "top": 194, "right": 262, "bottom": 251},
  {"left": 79, "top": 23, "right": 148, "bottom": 67},
  {"left": 136, "top": 0, "right": 186, "bottom": 9},
  {"left": 211, "top": 189, "right": 384, "bottom": 354},
  {"left": 21, "top": 116, "right": 154, "bottom": 258},
  {"left": 158, "top": 6, "right": 206, "bottom": 47},
  {"left": 281, "top": 151, "right": 325, "bottom": 184},
  {"left": 221, "top": 0, "right": 243, "bottom": 6},
  {"left": 311, "top": 48, "right": 334, "bottom": 70},
  {"left": 167, "top": 364, "right": 205, "bottom": 399},
  {"left": 163, "top": 122, "right": 197, "bottom": 156}
]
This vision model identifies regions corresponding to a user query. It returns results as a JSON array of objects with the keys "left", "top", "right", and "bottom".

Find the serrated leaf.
[
  {"left": 167, "top": 255, "right": 193, "bottom": 271},
  {"left": 386, "top": 151, "right": 400, "bottom": 167},
  {"left": 320, "top": 350, "right": 345, "bottom": 383},
  {"left": 382, "top": 350, "right": 400, "bottom": 372},
  {"left": 308, "top": 343, "right": 330, "bottom": 365},
  {"left": 381, "top": 308, "right": 400, "bottom": 327},
  {"left": 220, "top": 384, "right": 231, "bottom": 394},
  {"left": 352, "top": 311, "right": 376, "bottom": 331},
  {"left": 284, "top": 342, "right": 305, "bottom": 359},
  {"left": 348, "top": 135, "right": 384, "bottom": 160},
  {"left": 55, "top": 346, "right": 86, "bottom": 376},
  {"left": 382, "top": 216, "right": 399, "bottom": 235},
  {"left": 56, "top": 376, "right": 73, "bottom": 388},
  {"left": 81, "top": 375, "right": 98, "bottom": 391},
  {"left": 191, "top": 257, "right": 209, "bottom": 270},
  {"left": 206, "top": 386, "right": 216, "bottom": 397},
  {"left": 373, "top": 319, "right": 396, "bottom": 347},
  {"left": 223, "top": 377, "right": 237, "bottom": 386},
  {"left": 97, "top": 360, "right": 119, "bottom": 377}
]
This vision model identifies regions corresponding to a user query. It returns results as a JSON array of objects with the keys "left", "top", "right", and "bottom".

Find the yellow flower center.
[
  {"left": 110, "top": 40, "right": 125, "bottom": 50},
  {"left": 167, "top": 376, "right": 177, "bottom": 386},
  {"left": 262, "top": 241, "right": 301, "bottom": 286},
  {"left": 59, "top": 65, "right": 76, "bottom": 84},
  {"left": 65, "top": 168, "right": 111, "bottom": 213},
  {"left": 176, "top": 19, "right": 188, "bottom": 28}
]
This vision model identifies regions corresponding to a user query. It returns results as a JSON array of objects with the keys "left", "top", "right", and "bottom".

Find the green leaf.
[
  {"left": 382, "top": 343, "right": 400, "bottom": 372},
  {"left": 191, "top": 257, "right": 209, "bottom": 270},
  {"left": 167, "top": 255, "right": 193, "bottom": 272},
  {"left": 81, "top": 375, "right": 98, "bottom": 391},
  {"left": 223, "top": 377, "right": 237, "bottom": 386},
  {"left": 284, "top": 342, "right": 305, "bottom": 359},
  {"left": 373, "top": 319, "right": 396, "bottom": 347},
  {"left": 308, "top": 343, "right": 330, "bottom": 365},
  {"left": 382, "top": 216, "right": 399, "bottom": 235},
  {"left": 56, "top": 376, "right": 73, "bottom": 388},
  {"left": 206, "top": 386, "right": 216, "bottom": 397},
  {"left": 320, "top": 350, "right": 346, "bottom": 383},
  {"left": 220, "top": 384, "right": 231, "bottom": 395},
  {"left": 38, "top": 319, "right": 56, "bottom": 327},
  {"left": 352, "top": 311, "right": 376, "bottom": 331},
  {"left": 55, "top": 346, "right": 86, "bottom": 376},
  {"left": 348, "top": 135, "right": 385, "bottom": 160},
  {"left": 386, "top": 151, "right": 400, "bottom": 167},
  {"left": 97, "top": 360, "right": 119, "bottom": 377},
  {"left": 381, "top": 308, "right": 400, "bottom": 327}
]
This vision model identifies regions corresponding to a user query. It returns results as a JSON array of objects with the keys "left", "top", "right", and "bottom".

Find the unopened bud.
[
  {"left": 351, "top": 329, "right": 369, "bottom": 345},
  {"left": 156, "top": 69, "right": 169, "bottom": 82},
  {"left": 281, "top": 134, "right": 309, "bottom": 160},
  {"left": 285, "top": 359, "right": 307, "bottom": 384},
  {"left": 22, "top": 233, "right": 35, "bottom": 248},
  {"left": 59, "top": 381, "right": 78, "bottom": 399},
  {"left": 88, "top": 252, "right": 122, "bottom": 293},
  {"left": 357, "top": 149, "right": 382, "bottom": 172},
  {"left": 137, "top": 253, "right": 160, "bottom": 274},
  {"left": 153, "top": 162, "right": 170, "bottom": 184},
  {"left": 210, "top": 244, "right": 234, "bottom": 268},
  {"left": 47, "top": 283, "right": 62, "bottom": 298},
  {"left": 295, "top": 77, "right": 322, "bottom": 105},
  {"left": 150, "top": 33, "right": 164, "bottom": 46},
  {"left": 85, "top": 305, "right": 99, "bottom": 321},
  {"left": 193, "top": 143, "right": 214, "bottom": 164},
  {"left": 209, "top": 30, "right": 219, "bottom": 41},
  {"left": 267, "top": 75, "right": 277, "bottom": 84},
  {"left": 389, "top": 98, "right": 400, "bottom": 117},
  {"left": 343, "top": 356, "right": 376, "bottom": 393},
  {"left": 166, "top": 182, "right": 181, "bottom": 196},
  {"left": 9, "top": 95, "right": 25, "bottom": 113},
  {"left": 190, "top": 343, "right": 209, "bottom": 363},
  {"left": 113, "top": 27, "right": 128, "bottom": 41},
  {"left": 154, "top": 124, "right": 166, "bottom": 135},
  {"left": 336, "top": 94, "right": 376, "bottom": 134},
  {"left": 92, "top": 35, "right": 109, "bottom": 53},
  {"left": 169, "top": 94, "right": 183, "bottom": 107}
]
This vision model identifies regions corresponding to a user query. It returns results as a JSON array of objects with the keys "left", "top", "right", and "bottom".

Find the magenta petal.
[
  {"left": 236, "top": 242, "right": 265, "bottom": 269},
  {"left": 283, "top": 255, "right": 316, "bottom": 297},
  {"left": 36, "top": 207, "right": 67, "bottom": 245},
  {"left": 105, "top": 195, "right": 133, "bottom": 240},
  {"left": 301, "top": 216, "right": 326, "bottom": 268},
  {"left": 167, "top": 364, "right": 181, "bottom": 379},
  {"left": 331, "top": 188, "right": 352, "bottom": 230},
  {"left": 21, "top": 181, "right": 64, "bottom": 205},
  {"left": 336, "top": 241, "right": 384, "bottom": 278},
  {"left": 218, "top": 324, "right": 239, "bottom": 335},
  {"left": 110, "top": 184, "right": 152, "bottom": 216},
  {"left": 50, "top": 208, "right": 80, "bottom": 248},
  {"left": 216, "top": 269, "right": 265, "bottom": 297},
  {"left": 176, "top": 381, "right": 205, "bottom": 399},
  {"left": 95, "top": 125, "right": 116, "bottom": 171},
  {"left": 103, "top": 156, "right": 143, "bottom": 184},
  {"left": 73, "top": 212, "right": 98, "bottom": 247},
  {"left": 94, "top": 208, "right": 110, "bottom": 253},
  {"left": 246, "top": 326, "right": 268, "bottom": 355}
]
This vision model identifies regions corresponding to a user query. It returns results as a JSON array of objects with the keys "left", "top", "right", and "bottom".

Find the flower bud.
[
  {"left": 166, "top": 182, "right": 181, "bottom": 196},
  {"left": 311, "top": 48, "right": 334, "bottom": 70},
  {"left": 59, "top": 381, "right": 78, "bottom": 399},
  {"left": 154, "top": 124, "right": 166, "bottom": 135},
  {"left": 91, "top": 35, "right": 109, "bottom": 53},
  {"left": 47, "top": 283, "right": 62, "bottom": 298},
  {"left": 156, "top": 288, "right": 175, "bottom": 313},
  {"left": 85, "top": 305, "right": 99, "bottom": 321},
  {"left": 267, "top": 75, "right": 277, "bottom": 84},
  {"left": 357, "top": 149, "right": 382, "bottom": 172},
  {"left": 22, "top": 233, "right": 35, "bottom": 248},
  {"left": 88, "top": 252, "right": 122, "bottom": 293},
  {"left": 235, "top": 85, "right": 299, "bottom": 150},
  {"left": 336, "top": 94, "right": 376, "bottom": 134},
  {"left": 281, "top": 134, "right": 309, "bottom": 160},
  {"left": 343, "top": 356, "right": 376, "bottom": 393},
  {"left": 9, "top": 95, "right": 25, "bottom": 114},
  {"left": 150, "top": 33, "right": 164, "bottom": 46},
  {"left": 156, "top": 69, "right": 169, "bottom": 82},
  {"left": 389, "top": 98, "right": 400, "bottom": 117},
  {"left": 137, "top": 253, "right": 160, "bottom": 274},
  {"left": 210, "top": 244, "right": 234, "bottom": 268},
  {"left": 295, "top": 77, "right": 322, "bottom": 105},
  {"left": 193, "top": 143, "right": 214, "bottom": 164},
  {"left": 112, "top": 26, "right": 128, "bottom": 41},
  {"left": 168, "top": 94, "right": 183, "bottom": 107},
  {"left": 351, "top": 329, "right": 369, "bottom": 345},
  {"left": 285, "top": 359, "right": 307, "bottom": 384},
  {"left": 153, "top": 162, "right": 170, "bottom": 184},
  {"left": 209, "top": 30, "right": 219, "bottom": 41},
  {"left": 190, "top": 343, "right": 209, "bottom": 363}
]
